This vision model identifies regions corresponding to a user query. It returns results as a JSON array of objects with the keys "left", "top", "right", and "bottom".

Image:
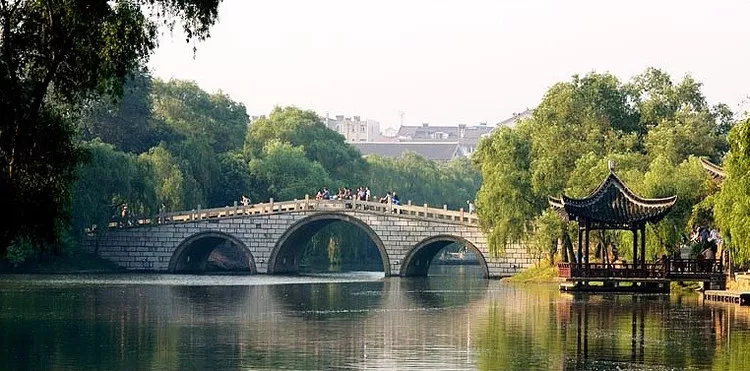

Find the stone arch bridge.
[{"left": 85, "top": 198, "right": 538, "bottom": 278}]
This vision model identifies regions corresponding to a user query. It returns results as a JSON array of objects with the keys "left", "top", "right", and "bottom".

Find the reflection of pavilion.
[
  {"left": 550, "top": 162, "right": 725, "bottom": 292},
  {"left": 559, "top": 293, "right": 675, "bottom": 369}
]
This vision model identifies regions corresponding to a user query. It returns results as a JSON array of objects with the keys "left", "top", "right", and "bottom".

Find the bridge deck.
[{"left": 108, "top": 198, "right": 479, "bottom": 229}]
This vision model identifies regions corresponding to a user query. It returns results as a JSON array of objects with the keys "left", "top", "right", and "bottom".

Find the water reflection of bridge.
[
  {"left": 163, "top": 274, "right": 490, "bottom": 369},
  {"left": 7, "top": 275, "right": 750, "bottom": 370}
]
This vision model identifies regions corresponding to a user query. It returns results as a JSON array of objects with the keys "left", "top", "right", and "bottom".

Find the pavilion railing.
[
  {"left": 666, "top": 259, "right": 723, "bottom": 276},
  {"left": 557, "top": 259, "right": 723, "bottom": 280}
]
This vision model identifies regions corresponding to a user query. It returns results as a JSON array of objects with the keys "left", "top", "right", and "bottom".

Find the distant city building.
[
  {"left": 483, "top": 108, "right": 535, "bottom": 139},
  {"left": 381, "top": 127, "right": 399, "bottom": 140},
  {"left": 395, "top": 122, "right": 492, "bottom": 155},
  {"left": 352, "top": 142, "right": 466, "bottom": 162},
  {"left": 323, "top": 115, "right": 382, "bottom": 142},
  {"left": 321, "top": 109, "right": 534, "bottom": 159},
  {"left": 495, "top": 108, "right": 533, "bottom": 129}
]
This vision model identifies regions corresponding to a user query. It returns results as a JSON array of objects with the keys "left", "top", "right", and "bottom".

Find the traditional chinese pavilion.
[
  {"left": 549, "top": 162, "right": 677, "bottom": 268},
  {"left": 549, "top": 162, "right": 725, "bottom": 292}
]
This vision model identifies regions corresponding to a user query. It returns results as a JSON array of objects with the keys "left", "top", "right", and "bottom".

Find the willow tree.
[
  {"left": 0, "top": 0, "right": 221, "bottom": 255},
  {"left": 474, "top": 68, "right": 728, "bottom": 257},
  {"left": 714, "top": 118, "right": 750, "bottom": 266}
]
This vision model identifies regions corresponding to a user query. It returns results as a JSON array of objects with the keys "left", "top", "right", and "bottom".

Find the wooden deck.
[
  {"left": 557, "top": 260, "right": 726, "bottom": 292},
  {"left": 560, "top": 281, "right": 670, "bottom": 293},
  {"left": 703, "top": 290, "right": 750, "bottom": 306}
]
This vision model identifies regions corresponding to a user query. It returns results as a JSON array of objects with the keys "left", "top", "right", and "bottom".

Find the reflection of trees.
[
  {"left": 10, "top": 280, "right": 750, "bottom": 370},
  {"left": 473, "top": 287, "right": 750, "bottom": 370},
  {"left": 300, "top": 221, "right": 384, "bottom": 272}
]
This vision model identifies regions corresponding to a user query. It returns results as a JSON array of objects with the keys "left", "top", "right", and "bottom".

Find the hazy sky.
[{"left": 149, "top": 0, "right": 750, "bottom": 129}]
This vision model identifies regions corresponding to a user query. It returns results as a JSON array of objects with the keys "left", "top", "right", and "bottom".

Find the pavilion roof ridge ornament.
[{"left": 548, "top": 165, "right": 677, "bottom": 230}]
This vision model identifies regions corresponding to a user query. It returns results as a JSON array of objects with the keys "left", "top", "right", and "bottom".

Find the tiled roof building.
[
  {"left": 395, "top": 123, "right": 492, "bottom": 155},
  {"left": 352, "top": 142, "right": 466, "bottom": 162}
]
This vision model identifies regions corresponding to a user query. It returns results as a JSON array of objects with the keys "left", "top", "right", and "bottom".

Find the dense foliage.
[
  {"left": 366, "top": 154, "right": 481, "bottom": 210},
  {"left": 0, "top": 0, "right": 221, "bottom": 257},
  {"left": 8, "top": 74, "right": 482, "bottom": 267},
  {"left": 474, "top": 68, "right": 728, "bottom": 259},
  {"left": 714, "top": 118, "right": 750, "bottom": 266}
]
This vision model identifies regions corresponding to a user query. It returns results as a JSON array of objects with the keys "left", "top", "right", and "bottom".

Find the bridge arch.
[
  {"left": 168, "top": 231, "right": 257, "bottom": 274},
  {"left": 401, "top": 235, "right": 489, "bottom": 278},
  {"left": 268, "top": 213, "right": 391, "bottom": 275}
]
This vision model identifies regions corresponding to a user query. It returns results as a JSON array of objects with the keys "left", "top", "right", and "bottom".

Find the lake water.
[{"left": 1, "top": 266, "right": 749, "bottom": 370}]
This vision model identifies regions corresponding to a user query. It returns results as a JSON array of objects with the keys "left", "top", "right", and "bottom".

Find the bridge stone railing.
[{"left": 113, "top": 197, "right": 479, "bottom": 228}]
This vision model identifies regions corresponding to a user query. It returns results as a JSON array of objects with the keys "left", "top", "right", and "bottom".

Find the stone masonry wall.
[{"left": 85, "top": 210, "right": 540, "bottom": 278}]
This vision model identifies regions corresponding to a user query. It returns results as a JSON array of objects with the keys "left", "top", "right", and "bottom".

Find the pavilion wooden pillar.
[
  {"left": 577, "top": 225, "right": 583, "bottom": 264},
  {"left": 640, "top": 225, "right": 647, "bottom": 265},
  {"left": 632, "top": 228, "right": 638, "bottom": 267},
  {"left": 584, "top": 222, "right": 590, "bottom": 264}
]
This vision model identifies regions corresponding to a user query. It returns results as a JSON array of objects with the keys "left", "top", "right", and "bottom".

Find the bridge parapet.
[{"left": 113, "top": 198, "right": 479, "bottom": 228}]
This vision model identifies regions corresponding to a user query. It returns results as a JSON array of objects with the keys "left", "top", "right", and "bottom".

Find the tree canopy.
[
  {"left": 245, "top": 106, "right": 368, "bottom": 186},
  {"left": 0, "top": 0, "right": 221, "bottom": 255},
  {"left": 474, "top": 68, "right": 727, "bottom": 258},
  {"left": 714, "top": 118, "right": 750, "bottom": 266}
]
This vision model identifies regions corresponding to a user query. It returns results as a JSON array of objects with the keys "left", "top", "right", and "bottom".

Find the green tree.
[
  {"left": 249, "top": 140, "right": 332, "bottom": 201},
  {"left": 213, "top": 151, "right": 254, "bottom": 207},
  {"left": 245, "top": 107, "right": 368, "bottom": 185},
  {"left": 168, "top": 136, "right": 220, "bottom": 207},
  {"left": 79, "top": 72, "right": 177, "bottom": 153},
  {"left": 366, "top": 152, "right": 440, "bottom": 203},
  {"left": 364, "top": 153, "right": 481, "bottom": 209},
  {"left": 473, "top": 127, "right": 536, "bottom": 251},
  {"left": 140, "top": 145, "right": 193, "bottom": 211},
  {"left": 714, "top": 118, "right": 750, "bottom": 266},
  {"left": 0, "top": 0, "right": 220, "bottom": 255},
  {"left": 152, "top": 78, "right": 249, "bottom": 153},
  {"left": 71, "top": 140, "right": 156, "bottom": 238},
  {"left": 474, "top": 69, "right": 730, "bottom": 257}
]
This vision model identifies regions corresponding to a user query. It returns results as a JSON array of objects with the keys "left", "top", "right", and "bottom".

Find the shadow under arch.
[
  {"left": 267, "top": 212, "right": 391, "bottom": 275},
  {"left": 399, "top": 276, "right": 489, "bottom": 309},
  {"left": 268, "top": 280, "right": 387, "bottom": 320},
  {"left": 401, "top": 235, "right": 490, "bottom": 278},
  {"left": 168, "top": 231, "right": 257, "bottom": 274}
]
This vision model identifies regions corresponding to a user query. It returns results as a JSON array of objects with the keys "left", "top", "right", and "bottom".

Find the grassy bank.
[
  {"left": 0, "top": 252, "right": 122, "bottom": 274},
  {"left": 505, "top": 262, "right": 559, "bottom": 283}
]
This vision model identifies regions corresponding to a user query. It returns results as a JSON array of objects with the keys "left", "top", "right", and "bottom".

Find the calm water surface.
[{"left": 1, "top": 266, "right": 749, "bottom": 370}]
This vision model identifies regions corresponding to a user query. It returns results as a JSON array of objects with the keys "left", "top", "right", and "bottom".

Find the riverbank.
[
  {"left": 504, "top": 262, "right": 558, "bottom": 283},
  {"left": 0, "top": 252, "right": 122, "bottom": 274}
]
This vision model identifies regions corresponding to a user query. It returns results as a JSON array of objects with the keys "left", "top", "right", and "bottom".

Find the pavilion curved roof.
[
  {"left": 699, "top": 158, "right": 726, "bottom": 181},
  {"left": 548, "top": 171, "right": 677, "bottom": 230}
]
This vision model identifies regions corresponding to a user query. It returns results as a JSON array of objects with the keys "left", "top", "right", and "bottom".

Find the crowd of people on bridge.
[{"left": 314, "top": 186, "right": 401, "bottom": 206}]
